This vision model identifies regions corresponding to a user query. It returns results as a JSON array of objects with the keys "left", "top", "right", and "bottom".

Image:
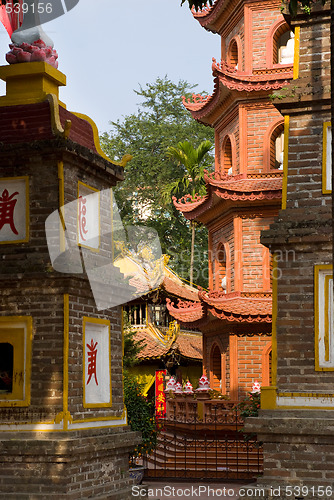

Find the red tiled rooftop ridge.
[
  {"left": 134, "top": 325, "right": 202, "bottom": 361},
  {"left": 183, "top": 62, "right": 292, "bottom": 121},
  {"left": 173, "top": 172, "right": 283, "bottom": 218},
  {"left": 166, "top": 291, "right": 272, "bottom": 325}
]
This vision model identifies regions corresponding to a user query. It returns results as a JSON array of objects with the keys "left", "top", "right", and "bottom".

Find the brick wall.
[
  {"left": 205, "top": 333, "right": 270, "bottom": 399},
  {"left": 0, "top": 427, "right": 140, "bottom": 499},
  {"left": 237, "top": 336, "right": 271, "bottom": 398},
  {"left": 217, "top": 114, "right": 240, "bottom": 175},
  {"left": 251, "top": 8, "right": 282, "bottom": 70},
  {"left": 225, "top": 17, "right": 245, "bottom": 71},
  {"left": 242, "top": 216, "right": 274, "bottom": 291},
  {"left": 246, "top": 104, "right": 283, "bottom": 175},
  {"left": 210, "top": 219, "right": 235, "bottom": 291}
]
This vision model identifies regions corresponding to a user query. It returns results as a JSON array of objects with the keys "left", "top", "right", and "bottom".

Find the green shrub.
[
  {"left": 238, "top": 391, "right": 261, "bottom": 418},
  {"left": 124, "top": 373, "right": 158, "bottom": 465}
]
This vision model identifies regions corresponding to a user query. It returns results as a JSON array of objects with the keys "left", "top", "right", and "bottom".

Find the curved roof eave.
[{"left": 192, "top": 0, "right": 228, "bottom": 32}]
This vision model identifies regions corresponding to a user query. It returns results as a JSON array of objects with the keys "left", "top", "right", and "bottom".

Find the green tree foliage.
[
  {"left": 122, "top": 313, "right": 157, "bottom": 462},
  {"left": 123, "top": 313, "right": 146, "bottom": 371},
  {"left": 100, "top": 77, "right": 214, "bottom": 287},
  {"left": 163, "top": 140, "right": 213, "bottom": 284}
]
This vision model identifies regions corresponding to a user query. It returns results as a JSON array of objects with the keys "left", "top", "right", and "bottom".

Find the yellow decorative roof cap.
[{"left": 0, "top": 62, "right": 66, "bottom": 107}]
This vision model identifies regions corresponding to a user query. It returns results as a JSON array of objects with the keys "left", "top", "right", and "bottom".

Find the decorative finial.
[{"left": 251, "top": 380, "right": 261, "bottom": 393}]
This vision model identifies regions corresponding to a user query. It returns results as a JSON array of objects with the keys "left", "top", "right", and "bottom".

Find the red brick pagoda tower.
[{"left": 167, "top": 0, "right": 293, "bottom": 400}]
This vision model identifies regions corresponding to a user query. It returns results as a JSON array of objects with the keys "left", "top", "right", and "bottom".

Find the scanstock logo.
[
  {"left": 2, "top": 0, "right": 80, "bottom": 29},
  {"left": 45, "top": 189, "right": 164, "bottom": 311}
]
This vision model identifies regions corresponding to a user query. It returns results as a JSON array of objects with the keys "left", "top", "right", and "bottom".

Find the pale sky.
[{"left": 0, "top": 0, "right": 219, "bottom": 135}]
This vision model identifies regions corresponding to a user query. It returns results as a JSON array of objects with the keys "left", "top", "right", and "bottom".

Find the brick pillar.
[
  {"left": 0, "top": 62, "right": 139, "bottom": 499},
  {"left": 240, "top": 2, "right": 333, "bottom": 498}
]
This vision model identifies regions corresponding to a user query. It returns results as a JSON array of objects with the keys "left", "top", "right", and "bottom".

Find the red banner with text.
[{"left": 155, "top": 370, "right": 166, "bottom": 416}]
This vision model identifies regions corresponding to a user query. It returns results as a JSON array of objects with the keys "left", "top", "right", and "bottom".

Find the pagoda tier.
[
  {"left": 173, "top": 171, "right": 283, "bottom": 222},
  {"left": 166, "top": 291, "right": 271, "bottom": 325},
  {"left": 183, "top": 63, "right": 292, "bottom": 126}
]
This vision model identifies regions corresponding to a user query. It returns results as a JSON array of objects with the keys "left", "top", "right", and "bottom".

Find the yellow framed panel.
[
  {"left": 0, "top": 176, "right": 29, "bottom": 244},
  {"left": 322, "top": 122, "right": 332, "bottom": 194},
  {"left": 315, "top": 264, "right": 333, "bottom": 371},
  {"left": 77, "top": 181, "right": 100, "bottom": 251},
  {"left": 83, "top": 317, "right": 112, "bottom": 408},
  {"left": 0, "top": 316, "right": 32, "bottom": 406}
]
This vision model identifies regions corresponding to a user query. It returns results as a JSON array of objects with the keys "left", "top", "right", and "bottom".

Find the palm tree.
[{"left": 163, "top": 140, "right": 213, "bottom": 285}]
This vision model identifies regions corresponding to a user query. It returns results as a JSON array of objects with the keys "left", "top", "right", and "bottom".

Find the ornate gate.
[{"left": 143, "top": 401, "right": 263, "bottom": 480}]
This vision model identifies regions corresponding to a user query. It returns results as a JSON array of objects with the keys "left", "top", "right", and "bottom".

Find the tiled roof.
[
  {"left": 134, "top": 326, "right": 202, "bottom": 361},
  {"left": 167, "top": 291, "right": 272, "bottom": 325},
  {"left": 135, "top": 328, "right": 171, "bottom": 359},
  {"left": 205, "top": 172, "right": 283, "bottom": 192},
  {"left": 199, "top": 290, "right": 272, "bottom": 322},
  {"left": 174, "top": 333, "right": 202, "bottom": 360},
  {"left": 162, "top": 275, "right": 199, "bottom": 301},
  {"left": 173, "top": 173, "right": 282, "bottom": 220}
]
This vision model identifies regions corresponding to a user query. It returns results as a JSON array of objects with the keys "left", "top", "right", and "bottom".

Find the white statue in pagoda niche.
[
  {"left": 279, "top": 31, "right": 295, "bottom": 66},
  {"left": 0, "top": 0, "right": 58, "bottom": 67}
]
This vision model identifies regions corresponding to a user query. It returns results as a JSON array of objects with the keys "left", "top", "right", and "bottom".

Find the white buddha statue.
[{"left": 279, "top": 31, "right": 295, "bottom": 65}]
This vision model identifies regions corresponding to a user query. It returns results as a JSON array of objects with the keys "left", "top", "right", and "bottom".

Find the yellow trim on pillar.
[
  {"left": 261, "top": 386, "right": 277, "bottom": 410},
  {"left": 63, "top": 294, "right": 71, "bottom": 430},
  {"left": 0, "top": 62, "right": 66, "bottom": 107},
  {"left": 282, "top": 115, "right": 290, "bottom": 210},
  {"left": 322, "top": 122, "right": 332, "bottom": 194},
  {"left": 270, "top": 259, "right": 278, "bottom": 387},
  {"left": 293, "top": 26, "right": 300, "bottom": 80}
]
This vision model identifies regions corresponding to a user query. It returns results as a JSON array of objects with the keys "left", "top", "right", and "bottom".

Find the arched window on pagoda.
[
  {"left": 210, "top": 344, "right": 222, "bottom": 392},
  {"left": 221, "top": 136, "right": 233, "bottom": 176},
  {"left": 270, "top": 123, "right": 285, "bottom": 170},
  {"left": 215, "top": 243, "right": 228, "bottom": 293},
  {"left": 227, "top": 39, "right": 239, "bottom": 69},
  {"left": 273, "top": 26, "right": 295, "bottom": 65}
]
